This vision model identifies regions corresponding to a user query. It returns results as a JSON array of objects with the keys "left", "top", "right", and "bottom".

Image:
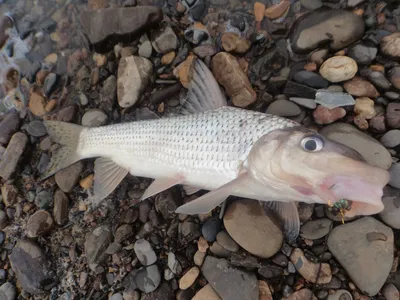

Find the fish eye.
[{"left": 301, "top": 136, "right": 324, "bottom": 152}]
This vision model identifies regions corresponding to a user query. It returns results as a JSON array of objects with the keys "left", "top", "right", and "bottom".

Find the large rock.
[
  {"left": 9, "top": 240, "right": 57, "bottom": 295},
  {"left": 223, "top": 199, "right": 283, "bottom": 258},
  {"left": 202, "top": 256, "right": 258, "bottom": 300},
  {"left": 327, "top": 217, "right": 393, "bottom": 296},
  {"left": 80, "top": 7, "right": 163, "bottom": 53},
  {"left": 85, "top": 225, "right": 113, "bottom": 271},
  {"left": 0, "top": 112, "right": 20, "bottom": 146},
  {"left": 117, "top": 56, "right": 153, "bottom": 108},
  {"left": 319, "top": 123, "right": 392, "bottom": 170},
  {"left": 0, "top": 132, "right": 28, "bottom": 180}
]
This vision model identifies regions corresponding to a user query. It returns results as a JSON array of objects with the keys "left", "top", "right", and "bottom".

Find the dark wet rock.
[
  {"left": 202, "top": 216, "right": 222, "bottom": 242},
  {"left": 266, "top": 100, "right": 301, "bottom": 117},
  {"left": 381, "top": 130, "right": 400, "bottom": 148},
  {"left": 202, "top": 256, "right": 258, "bottom": 300},
  {"left": 386, "top": 103, "right": 400, "bottom": 129},
  {"left": 180, "top": 220, "right": 201, "bottom": 244},
  {"left": 258, "top": 263, "right": 283, "bottom": 278},
  {"left": 0, "top": 282, "right": 16, "bottom": 300},
  {"left": 26, "top": 120, "right": 47, "bottom": 137},
  {"left": 114, "top": 224, "right": 134, "bottom": 243},
  {"left": 155, "top": 190, "right": 181, "bottom": 220},
  {"left": 140, "top": 282, "right": 174, "bottom": 300},
  {"left": 100, "top": 75, "right": 117, "bottom": 112},
  {"left": 85, "top": 225, "right": 113, "bottom": 272},
  {"left": 289, "top": 10, "right": 364, "bottom": 54},
  {"left": 0, "top": 132, "right": 28, "bottom": 180},
  {"left": 327, "top": 217, "right": 393, "bottom": 296},
  {"left": 43, "top": 73, "right": 59, "bottom": 97},
  {"left": 367, "top": 71, "right": 392, "bottom": 90},
  {"left": 134, "top": 239, "right": 157, "bottom": 266},
  {"left": 35, "top": 189, "right": 53, "bottom": 209},
  {"left": 9, "top": 240, "right": 56, "bottom": 295},
  {"left": 123, "top": 264, "right": 161, "bottom": 293},
  {"left": 55, "top": 161, "right": 83, "bottom": 193},
  {"left": 151, "top": 24, "right": 178, "bottom": 54},
  {"left": 293, "top": 71, "right": 329, "bottom": 89},
  {"left": 300, "top": 218, "right": 332, "bottom": 240},
  {"left": 348, "top": 43, "right": 377, "bottom": 65},
  {"left": 120, "top": 209, "right": 138, "bottom": 224},
  {"left": 56, "top": 105, "right": 78, "bottom": 123},
  {"left": 283, "top": 81, "right": 316, "bottom": 99},
  {"left": 389, "top": 66, "right": 400, "bottom": 89},
  {"left": 0, "top": 112, "right": 20, "bottom": 146},
  {"left": 26, "top": 210, "right": 54, "bottom": 238},
  {"left": 185, "top": 0, "right": 207, "bottom": 21},
  {"left": 80, "top": 7, "right": 163, "bottom": 53},
  {"left": 53, "top": 189, "right": 69, "bottom": 226}
]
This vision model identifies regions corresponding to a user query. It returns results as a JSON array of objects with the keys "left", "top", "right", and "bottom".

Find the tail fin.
[{"left": 39, "top": 121, "right": 84, "bottom": 181}]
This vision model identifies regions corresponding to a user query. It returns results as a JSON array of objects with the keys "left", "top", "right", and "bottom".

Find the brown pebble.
[
  {"left": 381, "top": 32, "right": 400, "bottom": 58},
  {"left": 221, "top": 32, "right": 251, "bottom": 54},
  {"left": 343, "top": 77, "right": 380, "bottom": 98},
  {"left": 45, "top": 99, "right": 57, "bottom": 112},
  {"left": 313, "top": 105, "right": 346, "bottom": 125},
  {"left": 353, "top": 114, "right": 369, "bottom": 130},
  {"left": 264, "top": 0, "right": 290, "bottom": 20},
  {"left": 80, "top": 174, "right": 94, "bottom": 190},
  {"left": 369, "top": 115, "right": 386, "bottom": 133},
  {"left": 161, "top": 52, "right": 176, "bottom": 65},
  {"left": 27, "top": 210, "right": 54, "bottom": 238},
  {"left": 304, "top": 62, "right": 317, "bottom": 72},
  {"left": 36, "top": 70, "right": 50, "bottom": 85},
  {"left": 254, "top": 2, "right": 265, "bottom": 22},
  {"left": 179, "top": 266, "right": 200, "bottom": 290},
  {"left": 259, "top": 280, "right": 273, "bottom": 300},
  {"left": 198, "top": 236, "right": 209, "bottom": 252},
  {"left": 370, "top": 64, "right": 385, "bottom": 73}
]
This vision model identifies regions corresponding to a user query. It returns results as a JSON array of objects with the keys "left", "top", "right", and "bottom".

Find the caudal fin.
[{"left": 39, "top": 121, "right": 84, "bottom": 181}]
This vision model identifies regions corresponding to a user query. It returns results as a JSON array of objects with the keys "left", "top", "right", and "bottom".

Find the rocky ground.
[{"left": 0, "top": 0, "right": 399, "bottom": 299}]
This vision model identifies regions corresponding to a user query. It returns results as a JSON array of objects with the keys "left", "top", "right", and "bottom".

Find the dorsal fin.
[{"left": 180, "top": 58, "right": 227, "bottom": 115}]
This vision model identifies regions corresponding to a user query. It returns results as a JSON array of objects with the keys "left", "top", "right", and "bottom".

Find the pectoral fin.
[{"left": 141, "top": 175, "right": 185, "bottom": 201}]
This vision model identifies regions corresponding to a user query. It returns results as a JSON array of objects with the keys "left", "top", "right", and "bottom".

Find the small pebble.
[{"left": 179, "top": 266, "right": 200, "bottom": 290}]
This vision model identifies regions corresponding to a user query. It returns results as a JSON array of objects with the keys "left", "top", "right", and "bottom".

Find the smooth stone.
[
  {"left": 385, "top": 92, "right": 400, "bottom": 100},
  {"left": 381, "top": 130, "right": 400, "bottom": 148},
  {"left": 56, "top": 105, "right": 78, "bottom": 122},
  {"left": 382, "top": 283, "right": 399, "bottom": 300},
  {"left": 381, "top": 32, "right": 400, "bottom": 58},
  {"left": 266, "top": 100, "right": 301, "bottom": 117},
  {"left": 209, "top": 241, "right": 231, "bottom": 258},
  {"left": 386, "top": 103, "right": 400, "bottom": 128},
  {"left": 298, "top": 202, "right": 315, "bottom": 223},
  {"left": 114, "top": 224, "right": 134, "bottom": 243},
  {"left": 300, "top": 0, "right": 322, "bottom": 10},
  {"left": 216, "top": 230, "right": 239, "bottom": 252},
  {"left": 289, "top": 97, "right": 316, "bottom": 109},
  {"left": 78, "top": 93, "right": 89, "bottom": 106},
  {"left": 313, "top": 105, "right": 346, "bottom": 124},
  {"left": 26, "top": 120, "right": 47, "bottom": 137},
  {"left": 26, "top": 210, "right": 53, "bottom": 238},
  {"left": 224, "top": 199, "right": 283, "bottom": 258},
  {"left": 43, "top": 73, "right": 58, "bottom": 96},
  {"left": 327, "top": 217, "right": 393, "bottom": 296},
  {"left": 389, "top": 163, "right": 400, "bottom": 190},
  {"left": 201, "top": 216, "right": 222, "bottom": 242},
  {"left": 179, "top": 266, "right": 199, "bottom": 290},
  {"left": 348, "top": 43, "right": 377, "bottom": 65},
  {"left": 55, "top": 161, "right": 83, "bottom": 193},
  {"left": 315, "top": 90, "right": 355, "bottom": 108},
  {"left": 354, "top": 97, "right": 376, "bottom": 119},
  {"left": 134, "top": 239, "right": 157, "bottom": 266},
  {"left": 389, "top": 66, "right": 400, "bottom": 89},
  {"left": 0, "top": 282, "right": 16, "bottom": 300},
  {"left": 168, "top": 252, "right": 182, "bottom": 274},
  {"left": 326, "top": 289, "right": 353, "bottom": 300},
  {"left": 194, "top": 250, "right": 206, "bottom": 266},
  {"left": 34, "top": 189, "right": 53, "bottom": 209},
  {"left": 284, "top": 81, "right": 317, "bottom": 99},
  {"left": 202, "top": 256, "right": 258, "bottom": 300},
  {"left": 0, "top": 112, "right": 20, "bottom": 146},
  {"left": 81, "top": 109, "right": 108, "bottom": 127},
  {"left": 123, "top": 265, "right": 161, "bottom": 293},
  {"left": 367, "top": 71, "right": 392, "bottom": 90},
  {"left": 293, "top": 71, "right": 329, "bottom": 89},
  {"left": 380, "top": 192, "right": 400, "bottom": 229},
  {"left": 343, "top": 77, "right": 379, "bottom": 98},
  {"left": 0, "top": 132, "right": 28, "bottom": 180},
  {"left": 300, "top": 218, "right": 332, "bottom": 240},
  {"left": 100, "top": 75, "right": 117, "bottom": 112},
  {"left": 192, "top": 284, "right": 221, "bottom": 300},
  {"left": 319, "top": 123, "right": 392, "bottom": 169},
  {"left": 319, "top": 56, "right": 358, "bottom": 83},
  {"left": 110, "top": 293, "right": 123, "bottom": 300},
  {"left": 53, "top": 189, "right": 69, "bottom": 226},
  {"left": 39, "top": 137, "right": 51, "bottom": 151},
  {"left": 85, "top": 225, "right": 113, "bottom": 271},
  {"left": 286, "top": 289, "right": 317, "bottom": 300},
  {"left": 138, "top": 41, "right": 153, "bottom": 58},
  {"left": 180, "top": 220, "right": 201, "bottom": 244},
  {"left": 151, "top": 24, "right": 178, "bottom": 54}
]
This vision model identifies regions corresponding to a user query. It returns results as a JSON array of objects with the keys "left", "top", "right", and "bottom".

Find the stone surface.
[
  {"left": 202, "top": 216, "right": 222, "bottom": 242},
  {"left": 0, "top": 112, "right": 20, "bottom": 145},
  {"left": 284, "top": 289, "right": 317, "bottom": 300},
  {"left": 202, "top": 256, "right": 258, "bottom": 300},
  {"left": 223, "top": 199, "right": 283, "bottom": 258},
  {"left": 216, "top": 230, "right": 239, "bottom": 252},
  {"left": 179, "top": 266, "right": 199, "bottom": 290},
  {"left": 320, "top": 123, "right": 392, "bottom": 169},
  {"left": 151, "top": 24, "right": 178, "bottom": 54},
  {"left": 266, "top": 100, "right": 301, "bottom": 117},
  {"left": 313, "top": 105, "right": 346, "bottom": 124},
  {"left": 26, "top": 210, "right": 54, "bottom": 238},
  {"left": 53, "top": 189, "right": 69, "bottom": 226},
  {"left": 26, "top": 120, "right": 47, "bottom": 137},
  {"left": 117, "top": 56, "right": 153, "bottom": 108},
  {"left": 327, "top": 217, "right": 393, "bottom": 296},
  {"left": 29, "top": 92, "right": 47, "bottom": 117},
  {"left": 122, "top": 264, "right": 161, "bottom": 293},
  {"left": 221, "top": 33, "right": 251, "bottom": 54},
  {"left": 80, "top": 7, "right": 163, "bottom": 53},
  {"left": 0, "top": 282, "right": 16, "bottom": 300},
  {"left": 319, "top": 56, "right": 358, "bottom": 83},
  {"left": 389, "top": 163, "right": 400, "bottom": 190},
  {"left": 289, "top": 97, "right": 316, "bottom": 109},
  {"left": 293, "top": 71, "right": 329, "bottom": 89},
  {"left": 192, "top": 284, "right": 221, "bottom": 300},
  {"left": 386, "top": 103, "right": 400, "bottom": 129},
  {"left": 348, "top": 43, "right": 377, "bottom": 65},
  {"left": 85, "top": 225, "right": 113, "bottom": 271},
  {"left": 343, "top": 77, "right": 379, "bottom": 98},
  {"left": 354, "top": 97, "right": 376, "bottom": 119},
  {"left": 134, "top": 239, "right": 157, "bottom": 266},
  {"left": 81, "top": 109, "right": 108, "bottom": 127},
  {"left": 300, "top": 218, "right": 332, "bottom": 240},
  {"left": 55, "top": 161, "right": 83, "bottom": 193},
  {"left": 0, "top": 132, "right": 28, "bottom": 180},
  {"left": 381, "top": 32, "right": 400, "bottom": 58},
  {"left": 315, "top": 90, "right": 355, "bottom": 108},
  {"left": 382, "top": 283, "right": 399, "bottom": 300}
]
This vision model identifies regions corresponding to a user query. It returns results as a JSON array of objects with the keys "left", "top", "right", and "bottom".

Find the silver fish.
[{"left": 41, "top": 59, "right": 390, "bottom": 241}]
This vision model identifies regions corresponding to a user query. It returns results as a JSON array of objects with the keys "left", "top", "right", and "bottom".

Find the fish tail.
[{"left": 39, "top": 120, "right": 84, "bottom": 181}]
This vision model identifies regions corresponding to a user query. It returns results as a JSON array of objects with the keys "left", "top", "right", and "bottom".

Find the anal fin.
[{"left": 141, "top": 175, "right": 185, "bottom": 201}]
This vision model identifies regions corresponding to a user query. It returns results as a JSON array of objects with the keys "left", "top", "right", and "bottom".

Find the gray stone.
[
  {"left": 110, "top": 293, "right": 123, "bottom": 300},
  {"left": 300, "top": 218, "right": 332, "bottom": 240},
  {"left": 39, "top": 137, "right": 52, "bottom": 151},
  {"left": 389, "top": 163, "right": 400, "bottom": 189},
  {"left": 114, "top": 224, "right": 134, "bottom": 243},
  {"left": 138, "top": 41, "right": 153, "bottom": 58},
  {"left": 81, "top": 109, "right": 108, "bottom": 127},
  {"left": 123, "top": 265, "right": 161, "bottom": 293},
  {"left": 0, "top": 210, "right": 7, "bottom": 229},
  {"left": 55, "top": 161, "right": 83, "bottom": 193},
  {"left": 180, "top": 221, "right": 201, "bottom": 244},
  {"left": 327, "top": 217, "right": 393, "bottom": 296},
  {"left": 202, "top": 256, "right": 258, "bottom": 300},
  {"left": 155, "top": 190, "right": 181, "bottom": 220},
  {"left": 348, "top": 43, "right": 377, "bottom": 65},
  {"left": 216, "top": 230, "right": 239, "bottom": 252},
  {"left": 367, "top": 71, "right": 392, "bottom": 90},
  {"left": 381, "top": 130, "right": 400, "bottom": 148},
  {"left": 382, "top": 283, "right": 399, "bottom": 300},
  {"left": 134, "top": 239, "right": 157, "bottom": 266},
  {"left": 151, "top": 24, "right": 178, "bottom": 54},
  {"left": 202, "top": 216, "right": 222, "bottom": 242},
  {"left": 140, "top": 282, "right": 174, "bottom": 300},
  {"left": 53, "top": 189, "right": 69, "bottom": 226},
  {"left": 298, "top": 202, "right": 315, "bottom": 223},
  {"left": 78, "top": 93, "right": 89, "bottom": 106},
  {"left": 0, "top": 112, "right": 20, "bottom": 146},
  {"left": 300, "top": 0, "right": 322, "bottom": 10},
  {"left": 289, "top": 97, "right": 316, "bottom": 109},
  {"left": 315, "top": 90, "right": 355, "bottom": 109},
  {"left": 35, "top": 189, "right": 53, "bottom": 209},
  {"left": 293, "top": 71, "right": 329, "bottom": 89},
  {"left": 85, "top": 225, "right": 113, "bottom": 272},
  {"left": 0, "top": 282, "right": 16, "bottom": 300},
  {"left": 347, "top": 0, "right": 365, "bottom": 6},
  {"left": 26, "top": 210, "right": 54, "bottom": 238},
  {"left": 320, "top": 123, "right": 392, "bottom": 169},
  {"left": 209, "top": 241, "right": 231, "bottom": 258},
  {"left": 266, "top": 100, "right": 301, "bottom": 117},
  {"left": 0, "top": 132, "right": 28, "bottom": 180},
  {"left": 168, "top": 252, "right": 182, "bottom": 274}
]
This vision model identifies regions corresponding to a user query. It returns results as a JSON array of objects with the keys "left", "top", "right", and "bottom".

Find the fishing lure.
[{"left": 328, "top": 199, "right": 352, "bottom": 224}]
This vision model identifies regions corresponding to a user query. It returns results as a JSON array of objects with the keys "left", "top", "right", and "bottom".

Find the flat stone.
[
  {"left": 85, "top": 225, "right": 113, "bottom": 271},
  {"left": 81, "top": 109, "right": 108, "bottom": 127},
  {"left": 293, "top": 71, "right": 329, "bottom": 89},
  {"left": 55, "top": 161, "right": 83, "bottom": 192},
  {"left": 134, "top": 239, "right": 157, "bottom": 266},
  {"left": 266, "top": 100, "right": 301, "bottom": 117},
  {"left": 320, "top": 56, "right": 358, "bottom": 83},
  {"left": 26, "top": 210, "right": 53, "bottom": 238},
  {"left": 379, "top": 192, "right": 400, "bottom": 229},
  {"left": 300, "top": 218, "right": 332, "bottom": 240},
  {"left": 194, "top": 250, "right": 206, "bottom": 266},
  {"left": 0, "top": 112, "right": 20, "bottom": 146},
  {"left": 168, "top": 252, "right": 182, "bottom": 274},
  {"left": 319, "top": 123, "right": 392, "bottom": 169},
  {"left": 80, "top": 7, "right": 163, "bottom": 53},
  {"left": 192, "top": 284, "right": 221, "bottom": 300},
  {"left": 0, "top": 132, "right": 28, "bottom": 180},
  {"left": 179, "top": 266, "right": 199, "bottom": 290},
  {"left": 284, "top": 81, "right": 316, "bottom": 99},
  {"left": 327, "top": 217, "right": 393, "bottom": 296},
  {"left": 367, "top": 71, "right": 392, "bottom": 90},
  {"left": 382, "top": 283, "right": 399, "bottom": 300},
  {"left": 0, "top": 282, "right": 16, "bottom": 300},
  {"left": 216, "top": 230, "right": 239, "bottom": 252},
  {"left": 151, "top": 24, "right": 178, "bottom": 54},
  {"left": 343, "top": 77, "right": 379, "bottom": 98},
  {"left": 123, "top": 265, "right": 161, "bottom": 293},
  {"left": 114, "top": 224, "right": 134, "bottom": 243},
  {"left": 26, "top": 120, "right": 47, "bottom": 137},
  {"left": 289, "top": 97, "right": 316, "bottom": 109},
  {"left": 202, "top": 256, "right": 258, "bottom": 300},
  {"left": 53, "top": 189, "right": 69, "bottom": 226},
  {"left": 348, "top": 43, "right": 377, "bottom": 65}
]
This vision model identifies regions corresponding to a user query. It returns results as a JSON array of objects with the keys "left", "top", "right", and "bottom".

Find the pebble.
[
  {"left": 289, "top": 97, "right": 316, "bottom": 109},
  {"left": 285, "top": 289, "right": 317, "bottom": 300},
  {"left": 56, "top": 105, "right": 78, "bottom": 122},
  {"left": 39, "top": 137, "right": 52, "bottom": 151},
  {"left": 120, "top": 47, "right": 136, "bottom": 58},
  {"left": 151, "top": 24, "right": 178, "bottom": 54},
  {"left": 26, "top": 120, "right": 47, "bottom": 137},
  {"left": 138, "top": 41, "right": 153, "bottom": 58},
  {"left": 300, "top": 0, "right": 322, "bottom": 10},
  {"left": 0, "top": 132, "right": 28, "bottom": 180},
  {"left": 0, "top": 112, "right": 20, "bottom": 146},
  {"left": 43, "top": 73, "right": 58, "bottom": 97},
  {"left": 327, "top": 217, "right": 393, "bottom": 296},
  {"left": 367, "top": 71, "right": 392, "bottom": 90},
  {"left": 81, "top": 109, "right": 108, "bottom": 127},
  {"left": 380, "top": 32, "right": 400, "bottom": 58},
  {"left": 264, "top": 0, "right": 290, "bottom": 19},
  {"left": 389, "top": 66, "right": 400, "bottom": 89},
  {"left": 117, "top": 56, "right": 153, "bottom": 108},
  {"left": 192, "top": 284, "right": 221, "bottom": 300},
  {"left": 293, "top": 71, "right": 329, "bottom": 89},
  {"left": 179, "top": 266, "right": 199, "bottom": 290},
  {"left": 44, "top": 53, "right": 58, "bottom": 64},
  {"left": 26, "top": 210, "right": 53, "bottom": 238},
  {"left": 85, "top": 225, "right": 113, "bottom": 271},
  {"left": 194, "top": 250, "right": 206, "bottom": 266},
  {"left": 155, "top": 190, "right": 181, "bottom": 220},
  {"left": 161, "top": 52, "right": 176, "bottom": 65},
  {"left": 326, "top": 290, "right": 352, "bottom": 300},
  {"left": 313, "top": 105, "right": 346, "bottom": 124},
  {"left": 80, "top": 174, "right": 94, "bottom": 189},
  {"left": 348, "top": 43, "right": 377, "bottom": 65},
  {"left": 216, "top": 230, "right": 239, "bottom": 252},
  {"left": 193, "top": 44, "right": 217, "bottom": 58},
  {"left": 300, "top": 218, "right": 332, "bottom": 240},
  {"left": 55, "top": 161, "right": 83, "bottom": 192},
  {"left": 168, "top": 252, "right": 182, "bottom": 274},
  {"left": 389, "top": 163, "right": 400, "bottom": 190},
  {"left": 315, "top": 90, "right": 355, "bottom": 108},
  {"left": 201, "top": 216, "right": 222, "bottom": 242},
  {"left": 123, "top": 265, "right": 161, "bottom": 293},
  {"left": 290, "top": 248, "right": 332, "bottom": 284},
  {"left": 35, "top": 189, "right": 53, "bottom": 209},
  {"left": 386, "top": 103, "right": 400, "bottom": 129},
  {"left": 382, "top": 283, "right": 399, "bottom": 300},
  {"left": 110, "top": 293, "right": 123, "bottom": 300},
  {"left": 221, "top": 32, "right": 251, "bottom": 54},
  {"left": 0, "top": 282, "right": 16, "bottom": 300},
  {"left": 114, "top": 224, "right": 133, "bottom": 243},
  {"left": 78, "top": 93, "right": 89, "bottom": 106},
  {"left": 354, "top": 97, "right": 376, "bottom": 119},
  {"left": 53, "top": 189, "right": 69, "bottom": 226},
  {"left": 266, "top": 100, "right": 301, "bottom": 117},
  {"left": 210, "top": 241, "right": 231, "bottom": 258},
  {"left": 0, "top": 211, "right": 6, "bottom": 229},
  {"left": 343, "top": 77, "right": 379, "bottom": 98},
  {"left": 320, "top": 123, "right": 392, "bottom": 169},
  {"left": 202, "top": 256, "right": 258, "bottom": 300},
  {"left": 319, "top": 56, "right": 358, "bottom": 82},
  {"left": 134, "top": 239, "right": 157, "bottom": 266},
  {"left": 224, "top": 199, "right": 283, "bottom": 258}
]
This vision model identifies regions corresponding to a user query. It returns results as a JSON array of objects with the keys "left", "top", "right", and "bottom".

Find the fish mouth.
[{"left": 314, "top": 175, "right": 389, "bottom": 217}]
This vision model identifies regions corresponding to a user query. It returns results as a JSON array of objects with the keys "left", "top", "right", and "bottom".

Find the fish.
[{"left": 40, "top": 58, "right": 390, "bottom": 242}]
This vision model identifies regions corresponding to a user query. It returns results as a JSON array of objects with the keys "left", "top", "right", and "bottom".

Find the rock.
[
  {"left": 45, "top": 99, "right": 57, "bottom": 112},
  {"left": 221, "top": 33, "right": 251, "bottom": 54},
  {"left": 381, "top": 130, "right": 400, "bottom": 148},
  {"left": 223, "top": 199, "right": 283, "bottom": 258},
  {"left": 29, "top": 92, "right": 47, "bottom": 117},
  {"left": 319, "top": 56, "right": 358, "bottom": 82},
  {"left": 289, "top": 10, "right": 364, "bottom": 54},
  {"left": 44, "top": 53, "right": 58, "bottom": 64},
  {"left": 293, "top": 71, "right": 329, "bottom": 89},
  {"left": 26, "top": 210, "right": 53, "bottom": 238},
  {"left": 115, "top": 224, "right": 133, "bottom": 243},
  {"left": 110, "top": 293, "right": 123, "bottom": 300},
  {"left": 194, "top": 250, "right": 206, "bottom": 266},
  {"left": 168, "top": 252, "right": 182, "bottom": 274},
  {"left": 123, "top": 265, "right": 161, "bottom": 293},
  {"left": 325, "top": 290, "right": 352, "bottom": 300},
  {"left": 9, "top": 240, "right": 56, "bottom": 295},
  {"left": 26, "top": 120, "right": 47, "bottom": 137},
  {"left": 290, "top": 248, "right": 332, "bottom": 284},
  {"left": 80, "top": 174, "right": 94, "bottom": 190},
  {"left": 254, "top": 2, "right": 265, "bottom": 22},
  {"left": 386, "top": 103, "right": 400, "bottom": 129},
  {"left": 343, "top": 77, "right": 379, "bottom": 98},
  {"left": 212, "top": 52, "right": 256, "bottom": 108},
  {"left": 43, "top": 73, "right": 58, "bottom": 96},
  {"left": 138, "top": 41, "right": 153, "bottom": 58},
  {"left": 381, "top": 32, "right": 400, "bottom": 58},
  {"left": 348, "top": 43, "right": 377, "bottom": 65},
  {"left": 100, "top": 75, "right": 117, "bottom": 112},
  {"left": 117, "top": 56, "right": 153, "bottom": 108},
  {"left": 369, "top": 115, "right": 386, "bottom": 133},
  {"left": 0, "top": 282, "right": 16, "bottom": 300},
  {"left": 180, "top": 220, "right": 201, "bottom": 244},
  {"left": 193, "top": 44, "right": 217, "bottom": 58},
  {"left": 55, "top": 161, "right": 83, "bottom": 192},
  {"left": 151, "top": 24, "right": 178, "bottom": 54},
  {"left": 80, "top": 7, "right": 163, "bottom": 53},
  {"left": 300, "top": 218, "right": 332, "bottom": 240},
  {"left": 389, "top": 66, "right": 400, "bottom": 89},
  {"left": 300, "top": 0, "right": 322, "bottom": 10},
  {"left": 201, "top": 216, "right": 222, "bottom": 242},
  {"left": 264, "top": 0, "right": 290, "bottom": 19},
  {"left": 210, "top": 241, "right": 231, "bottom": 258},
  {"left": 120, "top": 46, "right": 136, "bottom": 58},
  {"left": 192, "top": 284, "right": 221, "bottom": 300},
  {"left": 0, "top": 112, "right": 20, "bottom": 145},
  {"left": 53, "top": 189, "right": 69, "bottom": 226},
  {"left": 179, "top": 266, "right": 200, "bottom": 290},
  {"left": 173, "top": 54, "right": 195, "bottom": 88},
  {"left": 313, "top": 105, "right": 346, "bottom": 124},
  {"left": 298, "top": 203, "right": 315, "bottom": 223},
  {"left": 0, "top": 132, "right": 28, "bottom": 180},
  {"left": 266, "top": 100, "right": 301, "bottom": 117},
  {"left": 216, "top": 230, "right": 239, "bottom": 252},
  {"left": 56, "top": 105, "right": 78, "bottom": 122},
  {"left": 327, "top": 217, "right": 393, "bottom": 296},
  {"left": 389, "top": 163, "right": 400, "bottom": 190},
  {"left": 161, "top": 52, "right": 176, "bottom": 65},
  {"left": 285, "top": 289, "right": 317, "bottom": 300},
  {"left": 81, "top": 109, "right": 108, "bottom": 127},
  {"left": 34, "top": 189, "right": 53, "bottom": 209},
  {"left": 319, "top": 123, "right": 392, "bottom": 169},
  {"left": 367, "top": 71, "right": 391, "bottom": 90},
  {"left": 134, "top": 239, "right": 157, "bottom": 266},
  {"left": 202, "top": 256, "right": 258, "bottom": 300},
  {"left": 354, "top": 97, "right": 376, "bottom": 119},
  {"left": 155, "top": 190, "right": 181, "bottom": 220},
  {"left": 315, "top": 90, "right": 355, "bottom": 109},
  {"left": 0, "top": 210, "right": 6, "bottom": 229},
  {"left": 289, "top": 97, "right": 316, "bottom": 109},
  {"left": 382, "top": 284, "right": 399, "bottom": 300},
  {"left": 85, "top": 225, "right": 113, "bottom": 271}
]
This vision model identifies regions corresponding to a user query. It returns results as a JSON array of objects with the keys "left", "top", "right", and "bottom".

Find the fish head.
[{"left": 247, "top": 126, "right": 390, "bottom": 217}]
